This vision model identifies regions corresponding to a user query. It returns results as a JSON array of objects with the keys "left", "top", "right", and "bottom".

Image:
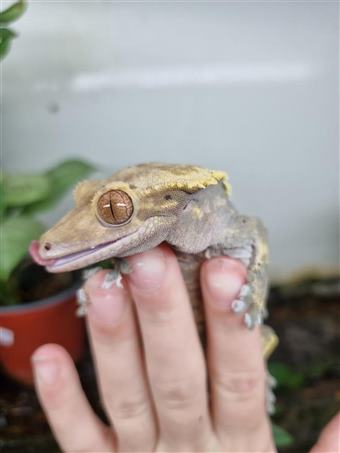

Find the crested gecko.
[{"left": 30, "top": 163, "right": 278, "bottom": 408}]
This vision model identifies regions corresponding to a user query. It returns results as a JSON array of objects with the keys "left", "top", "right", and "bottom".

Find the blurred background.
[
  {"left": 3, "top": 0, "right": 339, "bottom": 281},
  {"left": 1, "top": 2, "right": 339, "bottom": 452}
]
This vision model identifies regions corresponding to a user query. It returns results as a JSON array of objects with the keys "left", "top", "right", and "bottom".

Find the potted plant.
[{"left": 0, "top": 159, "right": 95, "bottom": 384}]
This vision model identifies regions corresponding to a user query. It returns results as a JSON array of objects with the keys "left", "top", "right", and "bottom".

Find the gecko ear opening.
[{"left": 97, "top": 190, "right": 134, "bottom": 225}]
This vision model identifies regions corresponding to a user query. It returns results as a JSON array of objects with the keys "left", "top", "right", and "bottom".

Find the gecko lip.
[{"left": 29, "top": 233, "right": 135, "bottom": 272}]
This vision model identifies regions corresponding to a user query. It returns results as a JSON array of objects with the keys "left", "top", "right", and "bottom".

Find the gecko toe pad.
[
  {"left": 231, "top": 298, "right": 248, "bottom": 313},
  {"left": 76, "top": 287, "right": 91, "bottom": 317},
  {"left": 101, "top": 269, "right": 123, "bottom": 289},
  {"left": 243, "top": 304, "right": 264, "bottom": 329},
  {"left": 231, "top": 283, "right": 264, "bottom": 329},
  {"left": 231, "top": 284, "right": 251, "bottom": 313}
]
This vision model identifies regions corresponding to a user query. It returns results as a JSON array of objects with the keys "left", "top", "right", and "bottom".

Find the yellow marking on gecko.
[{"left": 192, "top": 206, "right": 204, "bottom": 220}]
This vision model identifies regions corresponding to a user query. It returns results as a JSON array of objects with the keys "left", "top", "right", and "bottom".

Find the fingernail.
[
  {"left": 204, "top": 258, "right": 245, "bottom": 309},
  {"left": 86, "top": 272, "right": 126, "bottom": 325},
  {"left": 32, "top": 358, "right": 59, "bottom": 386},
  {"left": 127, "top": 248, "right": 166, "bottom": 290}
]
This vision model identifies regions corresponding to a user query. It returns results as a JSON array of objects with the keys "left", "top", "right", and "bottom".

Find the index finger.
[{"left": 201, "top": 257, "right": 275, "bottom": 450}]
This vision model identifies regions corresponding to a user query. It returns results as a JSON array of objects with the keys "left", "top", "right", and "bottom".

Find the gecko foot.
[
  {"left": 76, "top": 259, "right": 131, "bottom": 316},
  {"left": 231, "top": 283, "right": 265, "bottom": 329},
  {"left": 101, "top": 259, "right": 131, "bottom": 289}
]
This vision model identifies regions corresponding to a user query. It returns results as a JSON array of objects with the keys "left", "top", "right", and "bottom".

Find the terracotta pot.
[{"left": 0, "top": 282, "right": 86, "bottom": 385}]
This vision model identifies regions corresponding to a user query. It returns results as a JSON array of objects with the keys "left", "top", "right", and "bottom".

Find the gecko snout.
[{"left": 29, "top": 240, "right": 57, "bottom": 266}]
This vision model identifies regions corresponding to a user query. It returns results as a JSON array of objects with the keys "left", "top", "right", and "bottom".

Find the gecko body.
[{"left": 30, "top": 163, "right": 277, "bottom": 359}]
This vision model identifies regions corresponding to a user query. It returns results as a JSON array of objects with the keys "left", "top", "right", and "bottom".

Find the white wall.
[{"left": 2, "top": 1, "right": 339, "bottom": 280}]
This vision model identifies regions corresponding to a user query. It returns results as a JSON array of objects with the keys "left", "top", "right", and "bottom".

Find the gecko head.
[{"left": 29, "top": 163, "right": 230, "bottom": 272}]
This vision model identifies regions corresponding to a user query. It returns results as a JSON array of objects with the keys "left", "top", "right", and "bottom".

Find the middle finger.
[{"left": 126, "top": 245, "right": 211, "bottom": 451}]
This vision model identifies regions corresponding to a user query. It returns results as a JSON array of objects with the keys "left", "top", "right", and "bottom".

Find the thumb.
[{"left": 310, "top": 412, "right": 340, "bottom": 453}]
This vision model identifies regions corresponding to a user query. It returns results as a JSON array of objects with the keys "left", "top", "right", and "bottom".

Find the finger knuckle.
[
  {"left": 154, "top": 376, "right": 202, "bottom": 411},
  {"left": 212, "top": 368, "right": 264, "bottom": 402},
  {"left": 106, "top": 393, "right": 150, "bottom": 421}
]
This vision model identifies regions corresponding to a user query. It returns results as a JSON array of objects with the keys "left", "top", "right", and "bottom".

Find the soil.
[{"left": 267, "top": 277, "right": 340, "bottom": 452}]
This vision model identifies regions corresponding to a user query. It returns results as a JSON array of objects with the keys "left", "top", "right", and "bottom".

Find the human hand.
[{"left": 31, "top": 245, "right": 340, "bottom": 452}]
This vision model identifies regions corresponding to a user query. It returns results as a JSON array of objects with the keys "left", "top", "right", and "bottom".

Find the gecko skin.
[{"left": 30, "top": 163, "right": 278, "bottom": 359}]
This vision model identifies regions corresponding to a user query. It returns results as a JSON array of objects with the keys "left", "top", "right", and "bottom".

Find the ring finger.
[{"left": 201, "top": 257, "right": 275, "bottom": 451}]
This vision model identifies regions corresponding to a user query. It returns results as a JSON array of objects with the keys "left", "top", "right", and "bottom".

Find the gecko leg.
[{"left": 76, "top": 259, "right": 131, "bottom": 317}]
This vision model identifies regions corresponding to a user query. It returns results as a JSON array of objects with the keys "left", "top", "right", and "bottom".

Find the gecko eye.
[{"left": 97, "top": 190, "right": 134, "bottom": 225}]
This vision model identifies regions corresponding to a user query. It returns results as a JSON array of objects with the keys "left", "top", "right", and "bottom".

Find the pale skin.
[{"left": 31, "top": 247, "right": 340, "bottom": 453}]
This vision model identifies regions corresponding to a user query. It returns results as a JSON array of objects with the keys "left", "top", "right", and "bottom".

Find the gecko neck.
[{"left": 166, "top": 182, "right": 236, "bottom": 254}]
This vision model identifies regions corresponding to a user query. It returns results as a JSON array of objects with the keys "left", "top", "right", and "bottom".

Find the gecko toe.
[
  {"left": 231, "top": 283, "right": 264, "bottom": 329},
  {"left": 231, "top": 283, "right": 252, "bottom": 314},
  {"left": 119, "top": 259, "right": 131, "bottom": 274},
  {"left": 231, "top": 298, "right": 248, "bottom": 313},
  {"left": 76, "top": 287, "right": 87, "bottom": 304},
  {"left": 100, "top": 258, "right": 130, "bottom": 289},
  {"left": 239, "top": 283, "right": 250, "bottom": 298},
  {"left": 76, "top": 287, "right": 91, "bottom": 317},
  {"left": 244, "top": 312, "right": 254, "bottom": 329},
  {"left": 101, "top": 269, "right": 122, "bottom": 289},
  {"left": 243, "top": 303, "right": 264, "bottom": 329}
]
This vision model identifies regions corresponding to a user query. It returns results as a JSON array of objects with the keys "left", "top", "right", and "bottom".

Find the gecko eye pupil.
[{"left": 97, "top": 190, "right": 134, "bottom": 225}]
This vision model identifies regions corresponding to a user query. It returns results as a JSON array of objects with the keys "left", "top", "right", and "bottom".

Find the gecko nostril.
[{"left": 44, "top": 242, "right": 52, "bottom": 251}]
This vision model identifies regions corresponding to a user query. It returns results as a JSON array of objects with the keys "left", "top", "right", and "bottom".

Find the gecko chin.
[{"left": 29, "top": 232, "right": 138, "bottom": 273}]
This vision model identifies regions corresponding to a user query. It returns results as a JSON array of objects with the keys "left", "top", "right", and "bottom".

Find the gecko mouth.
[{"left": 29, "top": 233, "right": 135, "bottom": 272}]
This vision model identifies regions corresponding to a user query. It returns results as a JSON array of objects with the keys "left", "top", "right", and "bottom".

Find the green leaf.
[
  {"left": 0, "top": 27, "right": 16, "bottom": 42},
  {"left": 1, "top": 173, "right": 51, "bottom": 208},
  {"left": 268, "top": 362, "right": 305, "bottom": 390},
  {"left": 272, "top": 423, "right": 294, "bottom": 448},
  {"left": 0, "top": 216, "right": 45, "bottom": 280},
  {"left": 0, "top": 27, "right": 16, "bottom": 60},
  {"left": 23, "top": 159, "right": 95, "bottom": 214},
  {"left": 0, "top": 177, "right": 6, "bottom": 216},
  {"left": 0, "top": 1, "right": 26, "bottom": 24}
]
